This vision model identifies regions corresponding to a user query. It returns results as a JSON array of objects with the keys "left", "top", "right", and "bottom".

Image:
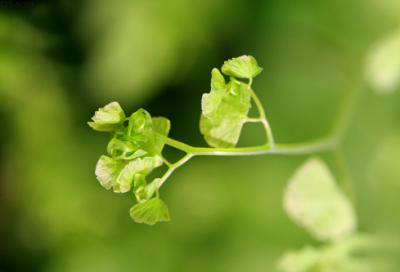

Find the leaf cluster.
[
  {"left": 89, "top": 102, "right": 171, "bottom": 225},
  {"left": 200, "top": 55, "right": 262, "bottom": 148}
]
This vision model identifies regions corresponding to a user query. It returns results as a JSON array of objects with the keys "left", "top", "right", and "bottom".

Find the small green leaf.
[
  {"left": 226, "top": 77, "right": 251, "bottom": 108},
  {"left": 117, "top": 157, "right": 159, "bottom": 190},
  {"left": 152, "top": 117, "right": 171, "bottom": 152},
  {"left": 130, "top": 198, "right": 170, "bottom": 225},
  {"left": 145, "top": 178, "right": 162, "bottom": 199},
  {"left": 221, "top": 55, "right": 263, "bottom": 79},
  {"left": 88, "top": 102, "right": 126, "bottom": 131},
  {"left": 200, "top": 95, "right": 249, "bottom": 148},
  {"left": 284, "top": 157, "right": 357, "bottom": 241},
  {"left": 133, "top": 173, "right": 147, "bottom": 202},
  {"left": 202, "top": 68, "right": 226, "bottom": 120},
  {"left": 365, "top": 29, "right": 400, "bottom": 94},
  {"left": 95, "top": 155, "right": 124, "bottom": 189}
]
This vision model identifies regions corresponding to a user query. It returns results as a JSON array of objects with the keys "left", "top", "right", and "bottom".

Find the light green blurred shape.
[
  {"left": 79, "top": 0, "right": 226, "bottom": 105},
  {"left": 365, "top": 29, "right": 400, "bottom": 94}
]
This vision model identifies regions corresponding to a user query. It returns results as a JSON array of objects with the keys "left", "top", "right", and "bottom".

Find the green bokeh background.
[{"left": 1, "top": 0, "right": 400, "bottom": 271}]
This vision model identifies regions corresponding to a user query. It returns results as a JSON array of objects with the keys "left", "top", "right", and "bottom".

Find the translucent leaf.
[
  {"left": 95, "top": 155, "right": 124, "bottom": 189},
  {"left": 202, "top": 68, "right": 226, "bottom": 120},
  {"left": 221, "top": 55, "right": 263, "bottom": 79},
  {"left": 116, "top": 157, "right": 159, "bottom": 190},
  {"left": 152, "top": 117, "right": 171, "bottom": 152},
  {"left": 200, "top": 95, "right": 249, "bottom": 148},
  {"left": 277, "top": 246, "right": 321, "bottom": 272},
  {"left": 226, "top": 77, "right": 251, "bottom": 108},
  {"left": 365, "top": 30, "right": 400, "bottom": 94},
  {"left": 284, "top": 157, "right": 357, "bottom": 241},
  {"left": 133, "top": 174, "right": 147, "bottom": 202},
  {"left": 145, "top": 178, "right": 162, "bottom": 199},
  {"left": 88, "top": 102, "right": 126, "bottom": 131},
  {"left": 129, "top": 198, "right": 170, "bottom": 225}
]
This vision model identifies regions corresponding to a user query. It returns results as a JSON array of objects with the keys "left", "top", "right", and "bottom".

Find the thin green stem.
[
  {"left": 153, "top": 62, "right": 363, "bottom": 189},
  {"left": 157, "top": 153, "right": 193, "bottom": 189},
  {"left": 248, "top": 87, "right": 275, "bottom": 148},
  {"left": 155, "top": 133, "right": 338, "bottom": 156}
]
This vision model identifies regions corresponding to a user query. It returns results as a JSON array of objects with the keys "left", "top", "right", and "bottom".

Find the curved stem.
[
  {"left": 155, "top": 133, "right": 338, "bottom": 156},
  {"left": 157, "top": 153, "right": 193, "bottom": 189},
  {"left": 248, "top": 88, "right": 275, "bottom": 148}
]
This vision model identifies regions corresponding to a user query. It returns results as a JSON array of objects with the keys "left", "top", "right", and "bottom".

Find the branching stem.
[{"left": 155, "top": 67, "right": 363, "bottom": 190}]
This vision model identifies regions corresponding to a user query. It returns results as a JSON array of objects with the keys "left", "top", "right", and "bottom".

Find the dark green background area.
[{"left": 0, "top": 1, "right": 399, "bottom": 271}]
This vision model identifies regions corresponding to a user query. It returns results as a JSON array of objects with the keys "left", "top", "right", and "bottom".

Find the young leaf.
[
  {"left": 88, "top": 102, "right": 126, "bottom": 131},
  {"left": 284, "top": 157, "right": 357, "bottom": 242},
  {"left": 200, "top": 95, "right": 249, "bottom": 148},
  {"left": 144, "top": 178, "right": 162, "bottom": 199},
  {"left": 117, "top": 157, "right": 160, "bottom": 190},
  {"left": 226, "top": 77, "right": 251, "bottom": 108},
  {"left": 365, "top": 29, "right": 400, "bottom": 94},
  {"left": 202, "top": 68, "right": 226, "bottom": 120},
  {"left": 132, "top": 173, "right": 147, "bottom": 202},
  {"left": 129, "top": 198, "right": 170, "bottom": 225},
  {"left": 95, "top": 155, "right": 124, "bottom": 189},
  {"left": 221, "top": 55, "right": 263, "bottom": 79},
  {"left": 152, "top": 117, "right": 171, "bottom": 152}
]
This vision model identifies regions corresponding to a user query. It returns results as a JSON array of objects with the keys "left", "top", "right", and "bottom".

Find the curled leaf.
[
  {"left": 202, "top": 68, "right": 226, "bottom": 120},
  {"left": 88, "top": 102, "right": 126, "bottom": 131},
  {"left": 116, "top": 157, "right": 160, "bottom": 190},
  {"left": 221, "top": 55, "right": 263, "bottom": 79},
  {"left": 95, "top": 155, "right": 124, "bottom": 189},
  {"left": 226, "top": 77, "right": 251, "bottom": 108},
  {"left": 152, "top": 117, "right": 171, "bottom": 153}
]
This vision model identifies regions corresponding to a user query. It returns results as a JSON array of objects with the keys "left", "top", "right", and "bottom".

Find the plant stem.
[
  {"left": 155, "top": 133, "right": 338, "bottom": 156},
  {"left": 248, "top": 84, "right": 275, "bottom": 148},
  {"left": 157, "top": 153, "right": 193, "bottom": 189}
]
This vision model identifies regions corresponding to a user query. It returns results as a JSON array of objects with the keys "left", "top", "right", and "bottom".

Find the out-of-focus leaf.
[
  {"left": 221, "top": 55, "right": 263, "bottom": 79},
  {"left": 277, "top": 246, "right": 321, "bottom": 272},
  {"left": 284, "top": 157, "right": 357, "bottom": 241},
  {"left": 88, "top": 102, "right": 126, "bottom": 131},
  {"left": 95, "top": 155, "right": 124, "bottom": 189},
  {"left": 130, "top": 198, "right": 170, "bottom": 225},
  {"left": 202, "top": 68, "right": 226, "bottom": 120},
  {"left": 365, "top": 29, "right": 400, "bottom": 94},
  {"left": 200, "top": 95, "right": 249, "bottom": 148}
]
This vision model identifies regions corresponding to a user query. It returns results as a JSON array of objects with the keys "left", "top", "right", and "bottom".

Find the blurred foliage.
[{"left": 0, "top": 0, "right": 400, "bottom": 271}]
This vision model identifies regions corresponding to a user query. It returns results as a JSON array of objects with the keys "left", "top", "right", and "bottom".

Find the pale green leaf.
[
  {"left": 145, "top": 178, "right": 162, "bottom": 199},
  {"left": 95, "top": 155, "right": 124, "bottom": 189},
  {"left": 202, "top": 68, "right": 226, "bottom": 120},
  {"left": 200, "top": 95, "right": 249, "bottom": 148},
  {"left": 284, "top": 157, "right": 357, "bottom": 241},
  {"left": 221, "top": 55, "right": 263, "bottom": 79},
  {"left": 88, "top": 102, "right": 126, "bottom": 131},
  {"left": 125, "top": 149, "right": 147, "bottom": 160},
  {"left": 277, "top": 246, "right": 321, "bottom": 272},
  {"left": 116, "top": 157, "right": 159, "bottom": 190},
  {"left": 152, "top": 117, "right": 171, "bottom": 152},
  {"left": 365, "top": 29, "right": 400, "bottom": 94},
  {"left": 129, "top": 198, "right": 170, "bottom": 225},
  {"left": 226, "top": 77, "right": 251, "bottom": 108}
]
